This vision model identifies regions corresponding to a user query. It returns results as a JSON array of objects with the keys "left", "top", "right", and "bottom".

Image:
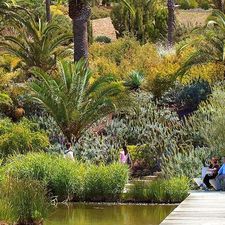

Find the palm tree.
[
  {"left": 46, "top": 0, "right": 51, "bottom": 22},
  {"left": 68, "top": 0, "right": 134, "bottom": 62},
  {"left": 68, "top": 0, "right": 91, "bottom": 62},
  {"left": 0, "top": 9, "right": 73, "bottom": 73},
  {"left": 30, "top": 60, "right": 134, "bottom": 142},
  {"left": 177, "top": 10, "right": 225, "bottom": 76},
  {"left": 167, "top": 0, "right": 175, "bottom": 47}
]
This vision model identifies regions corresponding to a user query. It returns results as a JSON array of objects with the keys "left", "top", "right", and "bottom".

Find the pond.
[{"left": 46, "top": 203, "right": 176, "bottom": 225}]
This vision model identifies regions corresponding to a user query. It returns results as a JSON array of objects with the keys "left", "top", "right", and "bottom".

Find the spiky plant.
[
  {"left": 178, "top": 10, "right": 225, "bottom": 76},
  {"left": 125, "top": 71, "right": 144, "bottom": 91},
  {"left": 0, "top": 9, "right": 73, "bottom": 73},
  {"left": 30, "top": 60, "right": 134, "bottom": 142}
]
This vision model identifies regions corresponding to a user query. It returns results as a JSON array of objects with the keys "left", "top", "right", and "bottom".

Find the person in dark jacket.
[{"left": 203, "top": 157, "right": 220, "bottom": 189}]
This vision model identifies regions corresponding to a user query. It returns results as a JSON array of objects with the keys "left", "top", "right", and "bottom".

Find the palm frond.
[{"left": 30, "top": 60, "right": 135, "bottom": 142}]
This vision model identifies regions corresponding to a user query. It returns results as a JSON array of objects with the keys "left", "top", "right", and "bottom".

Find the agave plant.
[
  {"left": 0, "top": 9, "right": 73, "bottom": 73},
  {"left": 125, "top": 71, "right": 144, "bottom": 91},
  {"left": 30, "top": 60, "right": 134, "bottom": 142},
  {"left": 178, "top": 10, "right": 225, "bottom": 76}
]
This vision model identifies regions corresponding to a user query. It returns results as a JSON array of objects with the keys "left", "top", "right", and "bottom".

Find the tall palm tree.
[
  {"left": 177, "top": 10, "right": 225, "bottom": 76},
  {"left": 68, "top": 0, "right": 91, "bottom": 62},
  {"left": 46, "top": 0, "right": 51, "bottom": 22},
  {"left": 30, "top": 60, "right": 134, "bottom": 142},
  {"left": 0, "top": 9, "right": 73, "bottom": 72},
  {"left": 68, "top": 0, "right": 134, "bottom": 62},
  {"left": 167, "top": 0, "right": 175, "bottom": 47}
]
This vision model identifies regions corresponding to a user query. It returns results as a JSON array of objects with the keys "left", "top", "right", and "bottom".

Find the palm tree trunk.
[
  {"left": 167, "top": 0, "right": 175, "bottom": 47},
  {"left": 69, "top": 1, "right": 91, "bottom": 62},
  {"left": 45, "top": 0, "right": 51, "bottom": 22}
]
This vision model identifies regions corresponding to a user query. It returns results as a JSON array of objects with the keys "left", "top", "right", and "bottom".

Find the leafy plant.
[
  {"left": 125, "top": 71, "right": 144, "bottom": 91},
  {"left": 189, "top": 85, "right": 225, "bottom": 155},
  {"left": 0, "top": 118, "right": 49, "bottom": 159},
  {"left": 0, "top": 9, "right": 72, "bottom": 72},
  {"left": 30, "top": 60, "right": 134, "bottom": 142},
  {"left": 178, "top": 10, "right": 225, "bottom": 76},
  {"left": 111, "top": 0, "right": 168, "bottom": 43},
  {"left": 166, "top": 79, "right": 212, "bottom": 118},
  {"left": 95, "top": 35, "right": 112, "bottom": 43},
  {"left": 161, "top": 146, "right": 210, "bottom": 178}
]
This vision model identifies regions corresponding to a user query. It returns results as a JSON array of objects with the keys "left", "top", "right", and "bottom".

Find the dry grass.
[{"left": 176, "top": 9, "right": 212, "bottom": 26}]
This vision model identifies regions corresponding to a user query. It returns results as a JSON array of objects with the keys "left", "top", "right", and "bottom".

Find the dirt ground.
[{"left": 92, "top": 17, "right": 117, "bottom": 41}]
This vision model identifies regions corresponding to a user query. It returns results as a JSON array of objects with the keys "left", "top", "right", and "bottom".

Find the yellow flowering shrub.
[
  {"left": 89, "top": 38, "right": 223, "bottom": 97},
  {"left": 90, "top": 37, "right": 141, "bottom": 64},
  {"left": 50, "top": 5, "right": 67, "bottom": 16},
  {"left": 183, "top": 63, "right": 225, "bottom": 84},
  {"left": 89, "top": 56, "right": 120, "bottom": 78},
  {"left": 0, "top": 54, "right": 21, "bottom": 71}
]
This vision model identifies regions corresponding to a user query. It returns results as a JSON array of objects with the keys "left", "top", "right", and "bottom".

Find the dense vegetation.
[{"left": 0, "top": 0, "right": 224, "bottom": 224}]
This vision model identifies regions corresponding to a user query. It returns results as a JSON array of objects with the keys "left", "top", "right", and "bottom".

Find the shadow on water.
[{"left": 46, "top": 203, "right": 176, "bottom": 225}]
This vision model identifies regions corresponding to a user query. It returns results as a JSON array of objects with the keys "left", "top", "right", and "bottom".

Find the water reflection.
[{"left": 46, "top": 203, "right": 176, "bottom": 225}]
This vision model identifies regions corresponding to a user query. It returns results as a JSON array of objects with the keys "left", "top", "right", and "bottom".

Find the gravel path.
[{"left": 92, "top": 17, "right": 117, "bottom": 41}]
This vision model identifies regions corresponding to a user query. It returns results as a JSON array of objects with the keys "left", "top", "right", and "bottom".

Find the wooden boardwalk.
[{"left": 161, "top": 192, "right": 225, "bottom": 225}]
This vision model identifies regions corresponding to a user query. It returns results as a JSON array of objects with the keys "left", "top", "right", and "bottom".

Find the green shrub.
[
  {"left": 126, "top": 177, "right": 190, "bottom": 203},
  {"left": 177, "top": 0, "right": 198, "bottom": 9},
  {"left": 111, "top": 0, "right": 168, "bottom": 43},
  {"left": 0, "top": 119, "right": 49, "bottom": 159},
  {"left": 2, "top": 153, "right": 129, "bottom": 202},
  {"left": 91, "top": 6, "right": 111, "bottom": 19},
  {"left": 176, "top": 79, "right": 212, "bottom": 117},
  {"left": 161, "top": 147, "right": 209, "bottom": 179},
  {"left": 95, "top": 36, "right": 112, "bottom": 43},
  {"left": 164, "top": 177, "right": 190, "bottom": 203},
  {"left": 83, "top": 163, "right": 129, "bottom": 201},
  {"left": 0, "top": 177, "right": 50, "bottom": 225},
  {"left": 188, "top": 85, "right": 225, "bottom": 156},
  {"left": 3, "top": 153, "right": 84, "bottom": 201},
  {"left": 125, "top": 71, "right": 144, "bottom": 91}
]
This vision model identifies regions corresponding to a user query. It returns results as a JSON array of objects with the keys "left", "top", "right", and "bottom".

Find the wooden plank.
[{"left": 160, "top": 192, "right": 225, "bottom": 225}]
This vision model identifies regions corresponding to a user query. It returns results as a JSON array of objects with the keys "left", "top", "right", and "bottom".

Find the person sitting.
[
  {"left": 120, "top": 145, "right": 132, "bottom": 166},
  {"left": 216, "top": 157, "right": 225, "bottom": 191},
  {"left": 64, "top": 142, "right": 75, "bottom": 161},
  {"left": 203, "top": 157, "right": 219, "bottom": 189}
]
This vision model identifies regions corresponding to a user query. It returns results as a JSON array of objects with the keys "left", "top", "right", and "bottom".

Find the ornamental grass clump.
[
  {"left": 0, "top": 177, "right": 51, "bottom": 225},
  {"left": 83, "top": 163, "right": 129, "bottom": 201},
  {"left": 4, "top": 153, "right": 84, "bottom": 201},
  {"left": 126, "top": 177, "right": 190, "bottom": 203},
  {"left": 2, "top": 152, "right": 129, "bottom": 202}
]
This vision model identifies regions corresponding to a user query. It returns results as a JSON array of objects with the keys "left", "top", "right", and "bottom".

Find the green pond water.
[{"left": 46, "top": 203, "right": 176, "bottom": 225}]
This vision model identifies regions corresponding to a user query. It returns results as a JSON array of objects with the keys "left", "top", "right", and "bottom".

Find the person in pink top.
[{"left": 120, "top": 145, "right": 132, "bottom": 166}]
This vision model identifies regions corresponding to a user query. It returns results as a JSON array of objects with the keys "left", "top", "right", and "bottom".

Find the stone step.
[{"left": 137, "top": 175, "right": 158, "bottom": 181}]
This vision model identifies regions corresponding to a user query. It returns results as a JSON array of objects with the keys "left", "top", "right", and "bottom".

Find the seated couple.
[{"left": 200, "top": 157, "right": 225, "bottom": 191}]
